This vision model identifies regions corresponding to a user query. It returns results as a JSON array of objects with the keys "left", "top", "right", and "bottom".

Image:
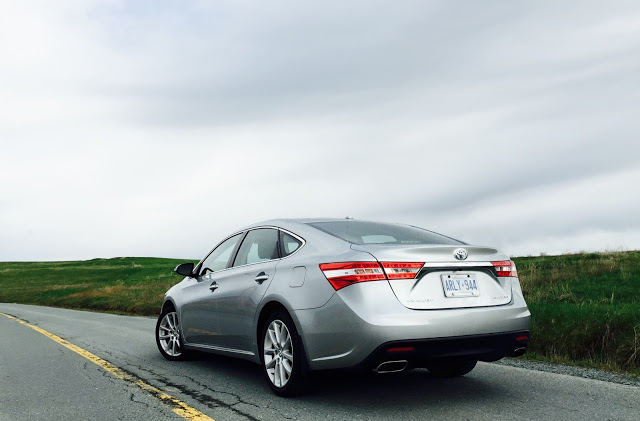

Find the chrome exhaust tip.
[
  {"left": 375, "top": 360, "right": 408, "bottom": 373},
  {"left": 513, "top": 347, "right": 526, "bottom": 357}
]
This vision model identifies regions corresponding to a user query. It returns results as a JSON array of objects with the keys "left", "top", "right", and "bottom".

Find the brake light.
[
  {"left": 492, "top": 260, "right": 518, "bottom": 277},
  {"left": 381, "top": 262, "right": 423, "bottom": 279},
  {"left": 319, "top": 262, "right": 386, "bottom": 290}
]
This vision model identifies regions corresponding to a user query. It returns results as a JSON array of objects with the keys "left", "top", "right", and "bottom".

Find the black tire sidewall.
[{"left": 259, "top": 311, "right": 307, "bottom": 397}]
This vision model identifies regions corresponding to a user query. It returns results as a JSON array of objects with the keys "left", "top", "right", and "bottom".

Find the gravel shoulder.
[{"left": 494, "top": 357, "right": 640, "bottom": 387}]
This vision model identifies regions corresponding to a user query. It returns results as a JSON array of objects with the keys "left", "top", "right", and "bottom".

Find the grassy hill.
[
  {"left": 1, "top": 251, "right": 638, "bottom": 376},
  {"left": 0, "top": 257, "right": 195, "bottom": 316}
]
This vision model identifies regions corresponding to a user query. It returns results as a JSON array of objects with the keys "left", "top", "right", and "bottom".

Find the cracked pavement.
[
  {"left": 0, "top": 308, "right": 181, "bottom": 420},
  {"left": 1, "top": 303, "right": 639, "bottom": 421}
]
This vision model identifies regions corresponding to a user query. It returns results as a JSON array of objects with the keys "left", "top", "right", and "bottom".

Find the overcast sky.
[{"left": 1, "top": 0, "right": 639, "bottom": 261}]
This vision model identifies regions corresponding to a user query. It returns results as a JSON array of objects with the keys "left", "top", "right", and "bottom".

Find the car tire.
[
  {"left": 156, "top": 306, "right": 187, "bottom": 361},
  {"left": 260, "top": 310, "right": 309, "bottom": 397},
  {"left": 426, "top": 359, "right": 477, "bottom": 378}
]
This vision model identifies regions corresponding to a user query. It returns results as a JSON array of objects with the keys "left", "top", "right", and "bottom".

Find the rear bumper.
[
  {"left": 292, "top": 281, "right": 531, "bottom": 370},
  {"left": 355, "top": 330, "right": 529, "bottom": 371}
]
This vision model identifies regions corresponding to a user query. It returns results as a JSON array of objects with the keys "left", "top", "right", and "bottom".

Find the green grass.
[
  {"left": 514, "top": 251, "right": 640, "bottom": 376},
  {"left": 0, "top": 257, "right": 195, "bottom": 316},
  {"left": 1, "top": 251, "right": 638, "bottom": 376}
]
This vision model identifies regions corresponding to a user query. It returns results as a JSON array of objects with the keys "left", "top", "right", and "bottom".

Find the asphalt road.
[{"left": 1, "top": 304, "right": 638, "bottom": 421}]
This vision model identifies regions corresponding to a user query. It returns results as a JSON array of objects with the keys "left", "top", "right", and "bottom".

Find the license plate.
[{"left": 441, "top": 273, "right": 480, "bottom": 297}]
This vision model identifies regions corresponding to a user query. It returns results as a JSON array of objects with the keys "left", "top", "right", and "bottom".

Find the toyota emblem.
[{"left": 454, "top": 248, "right": 468, "bottom": 260}]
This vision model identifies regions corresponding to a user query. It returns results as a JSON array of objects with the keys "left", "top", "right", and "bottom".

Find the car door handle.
[
  {"left": 255, "top": 272, "right": 269, "bottom": 284},
  {"left": 209, "top": 282, "right": 219, "bottom": 291}
]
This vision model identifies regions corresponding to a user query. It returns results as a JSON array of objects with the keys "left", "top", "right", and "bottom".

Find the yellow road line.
[{"left": 0, "top": 312, "right": 214, "bottom": 421}]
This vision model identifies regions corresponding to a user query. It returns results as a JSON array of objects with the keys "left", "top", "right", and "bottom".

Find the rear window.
[{"left": 307, "top": 221, "right": 463, "bottom": 245}]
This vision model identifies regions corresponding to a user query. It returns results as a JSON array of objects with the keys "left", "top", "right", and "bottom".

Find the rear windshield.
[{"left": 307, "top": 221, "right": 463, "bottom": 245}]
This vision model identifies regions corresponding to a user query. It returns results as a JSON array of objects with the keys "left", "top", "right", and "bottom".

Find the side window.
[
  {"left": 233, "top": 229, "right": 280, "bottom": 267},
  {"left": 200, "top": 233, "right": 242, "bottom": 275},
  {"left": 281, "top": 232, "right": 302, "bottom": 257}
]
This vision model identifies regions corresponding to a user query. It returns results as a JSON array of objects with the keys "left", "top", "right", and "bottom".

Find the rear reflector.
[
  {"left": 516, "top": 335, "right": 529, "bottom": 341},
  {"left": 386, "top": 346, "right": 415, "bottom": 353},
  {"left": 381, "top": 262, "right": 424, "bottom": 279},
  {"left": 491, "top": 260, "right": 518, "bottom": 277},
  {"left": 319, "top": 262, "right": 386, "bottom": 290}
]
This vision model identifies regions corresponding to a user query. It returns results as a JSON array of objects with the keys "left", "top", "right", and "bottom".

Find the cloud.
[{"left": 1, "top": 0, "right": 639, "bottom": 260}]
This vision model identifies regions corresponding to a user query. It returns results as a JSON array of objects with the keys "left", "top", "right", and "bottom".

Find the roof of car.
[
  {"left": 239, "top": 218, "right": 376, "bottom": 234},
  {"left": 257, "top": 217, "right": 363, "bottom": 225}
]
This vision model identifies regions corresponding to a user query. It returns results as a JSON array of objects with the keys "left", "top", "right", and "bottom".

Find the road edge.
[{"left": 493, "top": 357, "right": 640, "bottom": 387}]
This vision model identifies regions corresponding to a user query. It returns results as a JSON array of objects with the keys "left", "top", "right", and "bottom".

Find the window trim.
[{"left": 195, "top": 226, "right": 307, "bottom": 275}]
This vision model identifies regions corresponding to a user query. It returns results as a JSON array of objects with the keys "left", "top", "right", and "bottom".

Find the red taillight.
[
  {"left": 386, "top": 346, "right": 415, "bottom": 353},
  {"left": 319, "top": 262, "right": 386, "bottom": 290},
  {"left": 380, "top": 262, "right": 424, "bottom": 279},
  {"left": 492, "top": 260, "right": 518, "bottom": 277}
]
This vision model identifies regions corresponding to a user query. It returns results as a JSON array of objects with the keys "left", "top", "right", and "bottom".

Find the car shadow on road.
[
  {"left": 305, "top": 368, "right": 503, "bottom": 406},
  {"left": 179, "top": 351, "right": 506, "bottom": 408}
]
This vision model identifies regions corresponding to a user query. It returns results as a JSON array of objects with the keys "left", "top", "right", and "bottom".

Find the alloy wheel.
[
  {"left": 158, "top": 311, "right": 182, "bottom": 357},
  {"left": 263, "top": 319, "right": 294, "bottom": 387}
]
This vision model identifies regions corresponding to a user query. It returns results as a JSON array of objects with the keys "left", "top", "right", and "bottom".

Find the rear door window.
[{"left": 233, "top": 228, "right": 280, "bottom": 267}]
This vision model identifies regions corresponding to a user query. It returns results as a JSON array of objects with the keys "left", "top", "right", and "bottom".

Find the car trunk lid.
[{"left": 351, "top": 244, "right": 514, "bottom": 310}]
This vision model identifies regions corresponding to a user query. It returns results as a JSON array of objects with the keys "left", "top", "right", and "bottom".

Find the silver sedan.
[{"left": 156, "top": 218, "right": 531, "bottom": 396}]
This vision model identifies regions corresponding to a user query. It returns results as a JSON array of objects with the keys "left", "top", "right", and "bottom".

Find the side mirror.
[{"left": 174, "top": 262, "right": 195, "bottom": 277}]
